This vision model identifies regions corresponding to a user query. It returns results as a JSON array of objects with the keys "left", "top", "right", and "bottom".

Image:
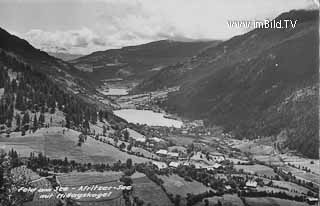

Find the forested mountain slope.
[
  {"left": 135, "top": 10, "right": 319, "bottom": 158},
  {"left": 71, "top": 40, "right": 220, "bottom": 84}
]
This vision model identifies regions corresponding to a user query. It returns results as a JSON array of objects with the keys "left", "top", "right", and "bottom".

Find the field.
[
  {"left": 244, "top": 197, "right": 309, "bottom": 206},
  {"left": 57, "top": 171, "right": 123, "bottom": 186},
  {"left": 0, "top": 127, "right": 150, "bottom": 164},
  {"left": 194, "top": 194, "right": 244, "bottom": 206},
  {"left": 279, "top": 165, "right": 320, "bottom": 186},
  {"left": 159, "top": 174, "right": 212, "bottom": 197},
  {"left": 232, "top": 140, "right": 274, "bottom": 156},
  {"left": 233, "top": 164, "right": 277, "bottom": 178},
  {"left": 132, "top": 174, "right": 173, "bottom": 206},
  {"left": 271, "top": 180, "right": 312, "bottom": 195},
  {"left": 165, "top": 135, "right": 198, "bottom": 146}
]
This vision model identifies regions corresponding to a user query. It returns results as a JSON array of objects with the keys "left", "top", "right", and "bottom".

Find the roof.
[
  {"left": 167, "top": 152, "right": 179, "bottom": 157},
  {"left": 150, "top": 137, "right": 164, "bottom": 142},
  {"left": 152, "top": 161, "right": 168, "bottom": 169},
  {"left": 245, "top": 180, "right": 258, "bottom": 188},
  {"left": 169, "top": 162, "right": 180, "bottom": 168},
  {"left": 156, "top": 149, "right": 168, "bottom": 155}
]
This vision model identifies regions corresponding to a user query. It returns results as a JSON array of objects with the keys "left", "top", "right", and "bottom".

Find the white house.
[
  {"left": 169, "top": 162, "right": 180, "bottom": 168},
  {"left": 245, "top": 180, "right": 258, "bottom": 188},
  {"left": 150, "top": 137, "right": 164, "bottom": 143},
  {"left": 152, "top": 161, "right": 168, "bottom": 170},
  {"left": 156, "top": 149, "right": 168, "bottom": 156}
]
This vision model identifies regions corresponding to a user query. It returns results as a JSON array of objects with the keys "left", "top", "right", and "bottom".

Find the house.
[
  {"left": 225, "top": 185, "right": 232, "bottom": 191},
  {"left": 306, "top": 197, "right": 318, "bottom": 205},
  {"left": 169, "top": 162, "right": 180, "bottom": 168},
  {"left": 150, "top": 137, "right": 164, "bottom": 143},
  {"left": 207, "top": 163, "right": 223, "bottom": 170},
  {"left": 245, "top": 180, "right": 258, "bottom": 188},
  {"left": 167, "top": 152, "right": 179, "bottom": 158},
  {"left": 124, "top": 128, "right": 146, "bottom": 143},
  {"left": 156, "top": 149, "right": 168, "bottom": 156},
  {"left": 152, "top": 161, "right": 168, "bottom": 170}
]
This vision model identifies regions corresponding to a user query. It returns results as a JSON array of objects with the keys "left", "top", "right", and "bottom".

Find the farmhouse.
[
  {"left": 152, "top": 161, "right": 168, "bottom": 170},
  {"left": 150, "top": 137, "right": 164, "bottom": 143},
  {"left": 306, "top": 197, "right": 318, "bottom": 205},
  {"left": 169, "top": 162, "right": 180, "bottom": 168},
  {"left": 167, "top": 152, "right": 179, "bottom": 158},
  {"left": 156, "top": 149, "right": 168, "bottom": 156},
  {"left": 245, "top": 180, "right": 258, "bottom": 188},
  {"left": 206, "top": 163, "right": 222, "bottom": 171}
]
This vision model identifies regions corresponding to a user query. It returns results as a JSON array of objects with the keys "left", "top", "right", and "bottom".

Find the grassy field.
[
  {"left": 57, "top": 171, "right": 123, "bottom": 186},
  {"left": 271, "top": 180, "right": 311, "bottom": 195},
  {"left": 233, "top": 164, "right": 277, "bottom": 178},
  {"left": 132, "top": 175, "right": 173, "bottom": 206},
  {"left": 159, "top": 174, "right": 212, "bottom": 197},
  {"left": 194, "top": 194, "right": 244, "bottom": 206},
  {"left": 244, "top": 197, "right": 309, "bottom": 206},
  {"left": 0, "top": 127, "right": 150, "bottom": 164},
  {"left": 165, "top": 135, "right": 198, "bottom": 146},
  {"left": 280, "top": 165, "right": 320, "bottom": 186}
]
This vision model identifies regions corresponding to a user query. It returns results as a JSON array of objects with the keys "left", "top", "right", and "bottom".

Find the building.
[
  {"left": 245, "top": 180, "right": 258, "bottom": 188},
  {"left": 156, "top": 149, "right": 168, "bottom": 156},
  {"left": 306, "top": 197, "right": 318, "bottom": 205},
  {"left": 167, "top": 152, "right": 179, "bottom": 159},
  {"left": 169, "top": 162, "right": 180, "bottom": 168},
  {"left": 152, "top": 161, "right": 168, "bottom": 170}
]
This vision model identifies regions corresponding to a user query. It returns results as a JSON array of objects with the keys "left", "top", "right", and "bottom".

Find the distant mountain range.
[
  {"left": 70, "top": 39, "right": 221, "bottom": 85},
  {"left": 48, "top": 52, "right": 83, "bottom": 61},
  {"left": 134, "top": 10, "right": 319, "bottom": 158}
]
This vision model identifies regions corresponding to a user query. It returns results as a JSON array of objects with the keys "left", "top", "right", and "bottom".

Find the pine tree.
[{"left": 32, "top": 114, "right": 38, "bottom": 132}]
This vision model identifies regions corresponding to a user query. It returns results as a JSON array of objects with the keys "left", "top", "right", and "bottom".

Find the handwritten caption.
[{"left": 18, "top": 185, "right": 132, "bottom": 200}]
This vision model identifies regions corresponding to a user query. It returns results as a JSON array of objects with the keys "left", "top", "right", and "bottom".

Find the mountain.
[
  {"left": 70, "top": 40, "right": 221, "bottom": 85},
  {"left": 47, "top": 52, "right": 83, "bottom": 61},
  {"left": 134, "top": 10, "right": 319, "bottom": 158},
  {"left": 0, "top": 27, "right": 111, "bottom": 110}
]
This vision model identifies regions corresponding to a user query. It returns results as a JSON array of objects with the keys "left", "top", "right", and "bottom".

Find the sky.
[{"left": 0, "top": 0, "right": 317, "bottom": 54}]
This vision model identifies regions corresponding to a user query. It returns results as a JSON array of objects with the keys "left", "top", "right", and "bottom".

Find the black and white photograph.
[{"left": 0, "top": 0, "right": 319, "bottom": 205}]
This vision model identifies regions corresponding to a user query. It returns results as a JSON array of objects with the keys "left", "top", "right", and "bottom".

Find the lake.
[{"left": 114, "top": 109, "right": 183, "bottom": 128}]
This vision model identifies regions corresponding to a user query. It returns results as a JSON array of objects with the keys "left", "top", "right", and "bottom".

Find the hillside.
[
  {"left": 0, "top": 27, "right": 128, "bottom": 138},
  {"left": 134, "top": 10, "right": 319, "bottom": 158},
  {"left": 47, "top": 52, "right": 83, "bottom": 61},
  {"left": 70, "top": 40, "right": 220, "bottom": 85}
]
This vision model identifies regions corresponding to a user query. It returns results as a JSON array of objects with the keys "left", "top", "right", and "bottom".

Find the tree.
[
  {"left": 38, "top": 112, "right": 45, "bottom": 127},
  {"left": 32, "top": 114, "right": 38, "bottom": 132},
  {"left": 0, "top": 153, "right": 32, "bottom": 206},
  {"left": 22, "top": 112, "right": 30, "bottom": 130},
  {"left": 15, "top": 113, "right": 21, "bottom": 130},
  {"left": 119, "top": 142, "right": 126, "bottom": 150},
  {"left": 123, "top": 129, "right": 129, "bottom": 142},
  {"left": 174, "top": 194, "right": 181, "bottom": 206},
  {"left": 126, "top": 158, "right": 132, "bottom": 169},
  {"left": 102, "top": 125, "right": 107, "bottom": 136},
  {"left": 127, "top": 143, "right": 132, "bottom": 151}
]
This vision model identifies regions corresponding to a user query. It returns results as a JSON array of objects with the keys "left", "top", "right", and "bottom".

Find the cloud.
[
  {"left": 9, "top": 0, "right": 314, "bottom": 54},
  {"left": 20, "top": 28, "right": 108, "bottom": 54}
]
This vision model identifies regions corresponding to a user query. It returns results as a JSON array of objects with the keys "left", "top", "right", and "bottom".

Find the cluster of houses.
[{"left": 151, "top": 150, "right": 226, "bottom": 171}]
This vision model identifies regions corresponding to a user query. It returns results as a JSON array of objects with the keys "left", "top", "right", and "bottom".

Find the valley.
[{"left": 0, "top": 7, "right": 318, "bottom": 206}]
